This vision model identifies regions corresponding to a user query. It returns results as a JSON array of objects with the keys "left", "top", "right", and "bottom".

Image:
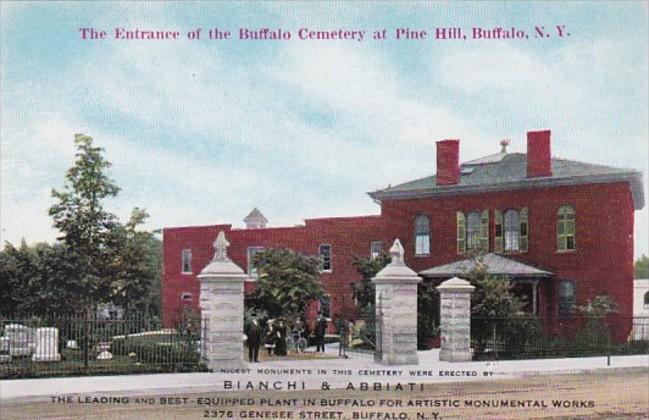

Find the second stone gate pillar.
[
  {"left": 437, "top": 277, "right": 475, "bottom": 362},
  {"left": 372, "top": 239, "right": 421, "bottom": 365}
]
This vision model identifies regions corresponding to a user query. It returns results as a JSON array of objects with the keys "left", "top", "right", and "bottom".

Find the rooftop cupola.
[{"left": 243, "top": 207, "right": 268, "bottom": 229}]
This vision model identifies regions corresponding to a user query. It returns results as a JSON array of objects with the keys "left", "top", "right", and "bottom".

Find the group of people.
[{"left": 244, "top": 313, "right": 329, "bottom": 363}]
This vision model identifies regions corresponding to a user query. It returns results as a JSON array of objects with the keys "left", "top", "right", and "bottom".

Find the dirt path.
[{"left": 2, "top": 368, "right": 648, "bottom": 419}]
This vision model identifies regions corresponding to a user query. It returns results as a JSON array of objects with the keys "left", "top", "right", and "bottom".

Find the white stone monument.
[
  {"left": 5, "top": 324, "right": 30, "bottom": 356},
  {"left": 96, "top": 342, "right": 112, "bottom": 360},
  {"left": 372, "top": 239, "right": 421, "bottom": 365},
  {"left": 437, "top": 277, "right": 475, "bottom": 362},
  {"left": 0, "top": 336, "right": 11, "bottom": 363},
  {"left": 198, "top": 231, "right": 248, "bottom": 370},
  {"left": 32, "top": 327, "right": 61, "bottom": 362}
]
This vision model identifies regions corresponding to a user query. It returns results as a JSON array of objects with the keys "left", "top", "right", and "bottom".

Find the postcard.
[{"left": 1, "top": 2, "right": 648, "bottom": 419}]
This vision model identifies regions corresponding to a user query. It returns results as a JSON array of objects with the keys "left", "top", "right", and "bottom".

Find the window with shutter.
[
  {"left": 520, "top": 208, "right": 528, "bottom": 252},
  {"left": 504, "top": 209, "right": 520, "bottom": 252},
  {"left": 466, "top": 211, "right": 481, "bottom": 251},
  {"left": 480, "top": 209, "right": 489, "bottom": 251},
  {"left": 457, "top": 212, "right": 466, "bottom": 254},
  {"left": 494, "top": 210, "right": 504, "bottom": 252}
]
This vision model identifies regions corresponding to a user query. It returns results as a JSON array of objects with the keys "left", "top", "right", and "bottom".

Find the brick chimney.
[
  {"left": 436, "top": 139, "right": 460, "bottom": 185},
  {"left": 527, "top": 130, "right": 552, "bottom": 178}
]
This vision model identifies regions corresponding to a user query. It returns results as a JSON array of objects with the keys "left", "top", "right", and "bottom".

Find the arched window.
[
  {"left": 496, "top": 208, "right": 528, "bottom": 253},
  {"left": 466, "top": 211, "right": 481, "bottom": 250},
  {"left": 414, "top": 215, "right": 430, "bottom": 255},
  {"left": 644, "top": 291, "right": 649, "bottom": 308},
  {"left": 558, "top": 280, "right": 576, "bottom": 316},
  {"left": 557, "top": 205, "right": 576, "bottom": 251},
  {"left": 504, "top": 210, "right": 520, "bottom": 251}
]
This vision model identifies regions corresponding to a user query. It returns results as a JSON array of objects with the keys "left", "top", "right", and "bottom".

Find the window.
[
  {"left": 644, "top": 292, "right": 649, "bottom": 308},
  {"left": 319, "top": 244, "right": 332, "bottom": 271},
  {"left": 557, "top": 205, "right": 576, "bottom": 251},
  {"left": 180, "top": 292, "right": 192, "bottom": 303},
  {"left": 504, "top": 210, "right": 520, "bottom": 251},
  {"left": 414, "top": 214, "right": 430, "bottom": 255},
  {"left": 466, "top": 211, "right": 482, "bottom": 250},
  {"left": 370, "top": 241, "right": 383, "bottom": 259},
  {"left": 457, "top": 212, "right": 466, "bottom": 253},
  {"left": 319, "top": 295, "right": 331, "bottom": 318},
  {"left": 458, "top": 210, "right": 489, "bottom": 253},
  {"left": 181, "top": 249, "right": 192, "bottom": 274},
  {"left": 497, "top": 208, "right": 528, "bottom": 253},
  {"left": 558, "top": 280, "right": 576, "bottom": 316},
  {"left": 247, "top": 247, "right": 264, "bottom": 277}
]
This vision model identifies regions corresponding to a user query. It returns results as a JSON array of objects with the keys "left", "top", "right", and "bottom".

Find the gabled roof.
[
  {"left": 243, "top": 207, "right": 268, "bottom": 223},
  {"left": 368, "top": 153, "right": 644, "bottom": 210},
  {"left": 419, "top": 253, "right": 553, "bottom": 278}
]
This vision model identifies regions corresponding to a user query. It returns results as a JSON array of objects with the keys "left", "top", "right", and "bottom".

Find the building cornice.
[{"left": 368, "top": 172, "right": 645, "bottom": 210}]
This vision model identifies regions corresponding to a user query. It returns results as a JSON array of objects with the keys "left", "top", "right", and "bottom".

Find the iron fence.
[
  {"left": 0, "top": 314, "right": 207, "bottom": 379},
  {"left": 470, "top": 315, "right": 649, "bottom": 360}
]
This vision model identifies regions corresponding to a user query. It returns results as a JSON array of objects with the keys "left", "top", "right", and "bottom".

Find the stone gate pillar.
[
  {"left": 198, "top": 231, "right": 248, "bottom": 370},
  {"left": 372, "top": 239, "right": 421, "bottom": 365},
  {"left": 437, "top": 277, "right": 475, "bottom": 362}
]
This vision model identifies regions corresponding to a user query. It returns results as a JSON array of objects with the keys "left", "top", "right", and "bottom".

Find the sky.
[{"left": 1, "top": 2, "right": 648, "bottom": 258}]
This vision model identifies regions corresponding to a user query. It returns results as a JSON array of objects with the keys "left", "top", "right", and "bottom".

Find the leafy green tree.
[
  {"left": 48, "top": 133, "right": 120, "bottom": 312},
  {"left": 351, "top": 252, "right": 391, "bottom": 310},
  {"left": 246, "top": 248, "right": 323, "bottom": 323},
  {"left": 578, "top": 295, "right": 618, "bottom": 317},
  {"left": 463, "top": 254, "right": 527, "bottom": 354},
  {"left": 0, "top": 241, "right": 77, "bottom": 316},
  {"left": 466, "top": 255, "right": 525, "bottom": 319},
  {"left": 105, "top": 208, "right": 162, "bottom": 317},
  {"left": 0, "top": 241, "right": 29, "bottom": 315},
  {"left": 635, "top": 255, "right": 649, "bottom": 278},
  {"left": 417, "top": 280, "right": 440, "bottom": 348},
  {"left": 349, "top": 253, "right": 391, "bottom": 349},
  {"left": 575, "top": 295, "right": 618, "bottom": 351}
]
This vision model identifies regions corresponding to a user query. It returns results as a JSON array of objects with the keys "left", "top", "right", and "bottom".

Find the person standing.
[
  {"left": 246, "top": 314, "right": 262, "bottom": 363},
  {"left": 315, "top": 312, "right": 327, "bottom": 353},
  {"left": 275, "top": 319, "right": 287, "bottom": 356},
  {"left": 264, "top": 319, "right": 277, "bottom": 356}
]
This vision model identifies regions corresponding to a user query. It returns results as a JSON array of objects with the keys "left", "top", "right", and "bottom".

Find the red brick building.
[{"left": 162, "top": 130, "right": 644, "bottom": 340}]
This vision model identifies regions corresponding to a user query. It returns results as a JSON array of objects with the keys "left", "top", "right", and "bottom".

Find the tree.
[
  {"left": 465, "top": 255, "right": 525, "bottom": 319},
  {"left": 246, "top": 248, "right": 324, "bottom": 323},
  {"left": 463, "top": 253, "right": 528, "bottom": 354},
  {"left": 635, "top": 255, "right": 649, "bottom": 278},
  {"left": 575, "top": 295, "right": 618, "bottom": 351},
  {"left": 351, "top": 252, "right": 391, "bottom": 310},
  {"left": 48, "top": 133, "right": 120, "bottom": 312},
  {"left": 105, "top": 208, "right": 162, "bottom": 317},
  {"left": 0, "top": 241, "right": 77, "bottom": 316}
]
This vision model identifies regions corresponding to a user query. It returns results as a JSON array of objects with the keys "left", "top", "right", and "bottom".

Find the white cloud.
[{"left": 2, "top": 4, "right": 647, "bottom": 258}]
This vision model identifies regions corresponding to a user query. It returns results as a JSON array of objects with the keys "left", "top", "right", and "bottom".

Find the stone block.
[{"left": 32, "top": 327, "right": 61, "bottom": 362}]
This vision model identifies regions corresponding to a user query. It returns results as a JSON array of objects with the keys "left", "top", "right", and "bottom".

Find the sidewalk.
[{"left": 1, "top": 347, "right": 647, "bottom": 402}]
